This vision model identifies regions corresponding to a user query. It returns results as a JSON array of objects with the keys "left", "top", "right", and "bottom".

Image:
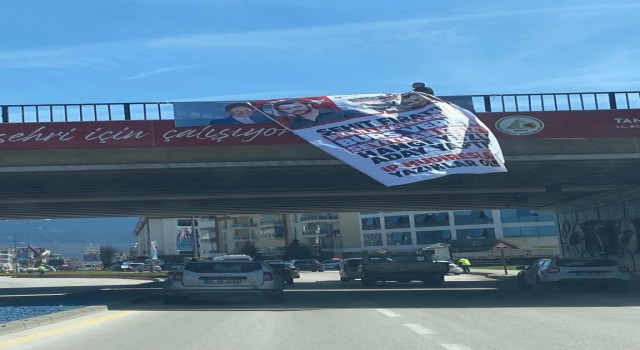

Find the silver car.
[
  {"left": 163, "top": 260, "right": 284, "bottom": 304},
  {"left": 516, "top": 258, "right": 633, "bottom": 291},
  {"left": 448, "top": 262, "right": 462, "bottom": 275}
]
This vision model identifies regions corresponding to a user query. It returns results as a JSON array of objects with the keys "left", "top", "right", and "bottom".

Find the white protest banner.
[{"left": 251, "top": 92, "right": 507, "bottom": 186}]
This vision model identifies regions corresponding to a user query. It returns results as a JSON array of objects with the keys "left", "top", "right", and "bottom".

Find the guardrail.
[{"left": 2, "top": 91, "right": 639, "bottom": 123}]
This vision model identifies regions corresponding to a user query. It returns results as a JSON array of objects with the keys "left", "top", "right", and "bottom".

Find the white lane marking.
[
  {"left": 0, "top": 293, "right": 66, "bottom": 297},
  {"left": 442, "top": 344, "right": 473, "bottom": 350},
  {"left": 403, "top": 323, "right": 437, "bottom": 335},
  {"left": 375, "top": 308, "right": 401, "bottom": 317}
]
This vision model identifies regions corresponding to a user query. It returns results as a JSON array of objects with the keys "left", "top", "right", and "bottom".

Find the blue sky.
[
  {"left": 1, "top": 0, "right": 639, "bottom": 256},
  {"left": 1, "top": 0, "right": 639, "bottom": 105},
  {"left": 0, "top": 218, "right": 139, "bottom": 258}
]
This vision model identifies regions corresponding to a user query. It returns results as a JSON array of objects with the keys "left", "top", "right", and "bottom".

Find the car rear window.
[
  {"left": 268, "top": 263, "right": 285, "bottom": 268},
  {"left": 345, "top": 259, "right": 361, "bottom": 267},
  {"left": 555, "top": 259, "right": 618, "bottom": 267},
  {"left": 185, "top": 262, "right": 262, "bottom": 273}
]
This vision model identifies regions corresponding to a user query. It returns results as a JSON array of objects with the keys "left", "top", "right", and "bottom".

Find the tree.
[
  {"left": 237, "top": 241, "right": 258, "bottom": 258},
  {"left": 99, "top": 245, "right": 118, "bottom": 269},
  {"left": 283, "top": 238, "right": 312, "bottom": 260}
]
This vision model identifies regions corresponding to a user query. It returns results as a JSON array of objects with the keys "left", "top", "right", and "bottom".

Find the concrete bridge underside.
[{"left": 1, "top": 137, "right": 639, "bottom": 218}]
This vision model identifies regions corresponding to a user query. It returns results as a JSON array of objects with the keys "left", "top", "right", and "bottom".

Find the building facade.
[{"left": 134, "top": 209, "right": 559, "bottom": 260}]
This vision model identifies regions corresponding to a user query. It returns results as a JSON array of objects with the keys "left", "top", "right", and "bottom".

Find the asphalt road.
[{"left": 1, "top": 271, "right": 639, "bottom": 350}]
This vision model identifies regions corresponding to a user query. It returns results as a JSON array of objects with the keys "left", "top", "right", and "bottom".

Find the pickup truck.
[{"left": 360, "top": 252, "right": 449, "bottom": 286}]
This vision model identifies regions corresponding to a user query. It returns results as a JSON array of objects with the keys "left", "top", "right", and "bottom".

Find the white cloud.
[
  {"left": 124, "top": 65, "right": 198, "bottom": 80},
  {"left": 2, "top": 3, "right": 637, "bottom": 71}
]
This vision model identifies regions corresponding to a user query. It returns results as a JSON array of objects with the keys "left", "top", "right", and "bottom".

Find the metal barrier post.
[
  {"left": 124, "top": 103, "right": 132, "bottom": 120},
  {"left": 608, "top": 93, "right": 618, "bottom": 110},
  {"left": 483, "top": 95, "right": 492, "bottom": 112},
  {"left": 1, "top": 105, "right": 8, "bottom": 123}
]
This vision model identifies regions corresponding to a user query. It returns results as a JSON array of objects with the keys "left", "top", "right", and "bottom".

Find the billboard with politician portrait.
[{"left": 173, "top": 91, "right": 507, "bottom": 186}]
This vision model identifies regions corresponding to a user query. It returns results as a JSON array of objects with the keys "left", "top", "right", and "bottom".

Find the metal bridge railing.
[
  {"left": 469, "top": 91, "right": 640, "bottom": 113},
  {"left": 2, "top": 91, "right": 639, "bottom": 123}
]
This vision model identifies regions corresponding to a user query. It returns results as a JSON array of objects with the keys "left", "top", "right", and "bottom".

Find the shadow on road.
[{"left": 107, "top": 278, "right": 640, "bottom": 312}]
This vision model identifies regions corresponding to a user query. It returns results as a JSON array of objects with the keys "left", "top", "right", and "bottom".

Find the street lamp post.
[{"left": 13, "top": 232, "right": 18, "bottom": 275}]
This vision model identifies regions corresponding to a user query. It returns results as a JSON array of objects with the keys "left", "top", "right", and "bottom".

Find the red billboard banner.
[
  {"left": 0, "top": 109, "right": 639, "bottom": 151},
  {"left": 479, "top": 109, "right": 640, "bottom": 139}
]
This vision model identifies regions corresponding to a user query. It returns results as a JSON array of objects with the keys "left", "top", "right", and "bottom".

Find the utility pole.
[{"left": 13, "top": 232, "right": 18, "bottom": 276}]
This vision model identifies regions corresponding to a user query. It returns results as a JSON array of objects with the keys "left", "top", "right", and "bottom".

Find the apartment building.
[{"left": 134, "top": 209, "right": 559, "bottom": 259}]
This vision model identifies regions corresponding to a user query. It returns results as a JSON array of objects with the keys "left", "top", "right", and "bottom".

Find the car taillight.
[
  {"left": 546, "top": 267, "right": 560, "bottom": 273},
  {"left": 619, "top": 266, "right": 631, "bottom": 273},
  {"left": 171, "top": 272, "right": 183, "bottom": 281},
  {"left": 263, "top": 271, "right": 273, "bottom": 281}
]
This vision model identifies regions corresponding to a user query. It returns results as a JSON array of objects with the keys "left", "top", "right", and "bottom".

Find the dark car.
[
  {"left": 267, "top": 262, "right": 295, "bottom": 284},
  {"left": 285, "top": 262, "right": 300, "bottom": 278},
  {"left": 291, "top": 259, "right": 324, "bottom": 272},
  {"left": 47, "top": 259, "right": 72, "bottom": 271}
]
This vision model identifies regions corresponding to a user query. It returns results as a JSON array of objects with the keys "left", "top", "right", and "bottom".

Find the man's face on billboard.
[
  {"left": 276, "top": 101, "right": 314, "bottom": 115},
  {"left": 229, "top": 106, "right": 255, "bottom": 118},
  {"left": 400, "top": 94, "right": 429, "bottom": 109}
]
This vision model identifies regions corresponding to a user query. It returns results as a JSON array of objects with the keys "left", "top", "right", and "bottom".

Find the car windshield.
[{"left": 345, "top": 260, "right": 361, "bottom": 267}]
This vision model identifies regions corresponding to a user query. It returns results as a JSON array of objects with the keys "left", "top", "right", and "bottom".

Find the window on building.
[
  {"left": 414, "top": 212, "right": 449, "bottom": 227},
  {"left": 363, "top": 233, "right": 383, "bottom": 246},
  {"left": 384, "top": 215, "right": 410, "bottom": 229},
  {"left": 177, "top": 219, "right": 197, "bottom": 226},
  {"left": 361, "top": 217, "right": 381, "bottom": 230},
  {"left": 454, "top": 210, "right": 493, "bottom": 225},
  {"left": 386, "top": 232, "right": 412, "bottom": 245},
  {"left": 503, "top": 226, "right": 557, "bottom": 237},
  {"left": 500, "top": 209, "right": 556, "bottom": 223},
  {"left": 416, "top": 230, "right": 452, "bottom": 244},
  {"left": 456, "top": 228, "right": 495, "bottom": 239}
]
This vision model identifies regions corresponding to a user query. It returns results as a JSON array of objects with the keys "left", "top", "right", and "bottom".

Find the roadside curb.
[
  {"left": 0, "top": 285, "right": 164, "bottom": 337},
  {"left": 0, "top": 305, "right": 108, "bottom": 336}
]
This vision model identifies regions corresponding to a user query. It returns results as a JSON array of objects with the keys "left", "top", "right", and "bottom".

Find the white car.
[
  {"left": 517, "top": 258, "right": 633, "bottom": 291},
  {"left": 163, "top": 260, "right": 284, "bottom": 304},
  {"left": 131, "top": 263, "right": 162, "bottom": 272},
  {"left": 25, "top": 265, "right": 56, "bottom": 273},
  {"left": 448, "top": 262, "right": 462, "bottom": 275}
]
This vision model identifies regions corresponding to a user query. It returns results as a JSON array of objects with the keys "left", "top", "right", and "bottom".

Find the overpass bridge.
[{"left": 1, "top": 90, "right": 639, "bottom": 219}]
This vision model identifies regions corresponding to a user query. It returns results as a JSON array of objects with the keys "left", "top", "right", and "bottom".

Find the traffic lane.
[
  {"left": 110, "top": 272, "right": 640, "bottom": 311},
  {"left": 0, "top": 298, "right": 471, "bottom": 350},
  {"left": 0, "top": 276, "right": 157, "bottom": 290},
  {"left": 3, "top": 281, "right": 640, "bottom": 350},
  {"left": 0, "top": 278, "right": 162, "bottom": 306},
  {"left": 392, "top": 298, "right": 640, "bottom": 350}
]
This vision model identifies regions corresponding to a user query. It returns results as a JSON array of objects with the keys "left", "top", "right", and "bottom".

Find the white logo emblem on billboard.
[{"left": 495, "top": 116, "right": 544, "bottom": 135}]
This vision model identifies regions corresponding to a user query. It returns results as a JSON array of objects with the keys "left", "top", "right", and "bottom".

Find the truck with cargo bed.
[{"left": 360, "top": 251, "right": 449, "bottom": 287}]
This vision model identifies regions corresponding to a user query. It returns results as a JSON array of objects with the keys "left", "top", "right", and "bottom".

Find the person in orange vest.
[{"left": 458, "top": 257, "right": 471, "bottom": 273}]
